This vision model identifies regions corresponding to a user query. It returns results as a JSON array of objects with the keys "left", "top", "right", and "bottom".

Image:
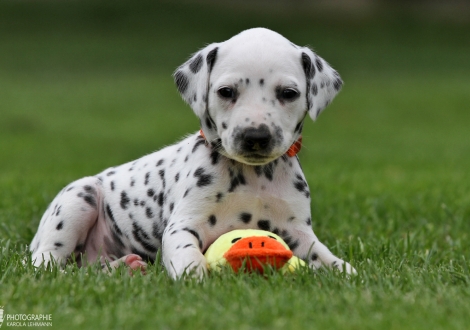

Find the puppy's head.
[{"left": 174, "top": 28, "right": 342, "bottom": 165}]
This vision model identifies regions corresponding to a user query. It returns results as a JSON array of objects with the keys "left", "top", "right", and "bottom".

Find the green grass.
[{"left": 1, "top": 1, "right": 470, "bottom": 329}]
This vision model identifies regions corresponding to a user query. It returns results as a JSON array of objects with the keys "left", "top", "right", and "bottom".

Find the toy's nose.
[
  {"left": 244, "top": 239, "right": 270, "bottom": 250},
  {"left": 223, "top": 236, "right": 293, "bottom": 273}
]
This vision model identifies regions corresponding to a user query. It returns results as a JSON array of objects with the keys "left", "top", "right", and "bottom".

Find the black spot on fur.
[
  {"left": 311, "top": 83, "right": 318, "bottom": 96},
  {"left": 106, "top": 171, "right": 115, "bottom": 176},
  {"left": 239, "top": 212, "right": 252, "bottom": 224},
  {"left": 245, "top": 78, "right": 250, "bottom": 84},
  {"left": 257, "top": 220, "right": 271, "bottom": 231},
  {"left": 54, "top": 242, "right": 63, "bottom": 248},
  {"left": 169, "top": 202, "right": 174, "bottom": 212},
  {"left": 293, "top": 174, "right": 310, "bottom": 198},
  {"left": 152, "top": 221, "right": 163, "bottom": 241},
  {"left": 147, "top": 189, "right": 155, "bottom": 197},
  {"left": 281, "top": 234, "right": 299, "bottom": 251},
  {"left": 206, "top": 47, "right": 218, "bottom": 72},
  {"left": 146, "top": 207, "right": 154, "bottom": 218},
  {"left": 120, "top": 191, "right": 131, "bottom": 210},
  {"left": 259, "top": 79, "right": 264, "bottom": 86},
  {"left": 192, "top": 139, "right": 206, "bottom": 153},
  {"left": 205, "top": 116, "right": 213, "bottom": 130},
  {"left": 175, "top": 173, "right": 180, "bottom": 182},
  {"left": 228, "top": 168, "right": 246, "bottom": 192},
  {"left": 311, "top": 253, "right": 318, "bottom": 261},
  {"left": 83, "top": 195, "right": 96, "bottom": 207},
  {"left": 106, "top": 204, "right": 123, "bottom": 236},
  {"left": 77, "top": 192, "right": 97, "bottom": 208},
  {"left": 315, "top": 56, "right": 323, "bottom": 72},
  {"left": 216, "top": 192, "right": 224, "bottom": 202},
  {"left": 174, "top": 70, "right": 189, "bottom": 94},
  {"left": 333, "top": 78, "right": 343, "bottom": 91},
  {"left": 194, "top": 167, "right": 213, "bottom": 187},
  {"left": 110, "top": 181, "right": 115, "bottom": 191},
  {"left": 189, "top": 53, "right": 203, "bottom": 74},
  {"left": 132, "top": 222, "right": 157, "bottom": 253},
  {"left": 208, "top": 215, "right": 217, "bottom": 226},
  {"left": 263, "top": 162, "right": 275, "bottom": 181},
  {"left": 144, "top": 172, "right": 150, "bottom": 185},
  {"left": 306, "top": 217, "right": 312, "bottom": 226},
  {"left": 222, "top": 122, "right": 227, "bottom": 129},
  {"left": 301, "top": 52, "right": 315, "bottom": 79},
  {"left": 210, "top": 150, "right": 220, "bottom": 165},
  {"left": 159, "top": 169, "right": 166, "bottom": 189},
  {"left": 156, "top": 159, "right": 164, "bottom": 166},
  {"left": 56, "top": 221, "right": 63, "bottom": 230},
  {"left": 157, "top": 192, "right": 164, "bottom": 207},
  {"left": 183, "top": 189, "right": 190, "bottom": 198},
  {"left": 183, "top": 227, "right": 203, "bottom": 249}
]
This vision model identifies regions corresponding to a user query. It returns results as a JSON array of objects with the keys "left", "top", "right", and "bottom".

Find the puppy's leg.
[
  {"left": 162, "top": 223, "right": 208, "bottom": 279},
  {"left": 290, "top": 223, "right": 356, "bottom": 274},
  {"left": 30, "top": 177, "right": 103, "bottom": 268}
]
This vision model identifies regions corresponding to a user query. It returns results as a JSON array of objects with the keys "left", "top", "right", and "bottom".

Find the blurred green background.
[
  {"left": 0, "top": 0, "right": 470, "bottom": 243},
  {"left": 1, "top": 1, "right": 470, "bottom": 329},
  {"left": 1, "top": 0, "right": 469, "bottom": 247}
]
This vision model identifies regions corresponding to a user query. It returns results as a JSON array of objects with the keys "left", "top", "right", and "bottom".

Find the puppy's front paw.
[
  {"left": 166, "top": 250, "right": 208, "bottom": 280},
  {"left": 332, "top": 259, "right": 357, "bottom": 275}
]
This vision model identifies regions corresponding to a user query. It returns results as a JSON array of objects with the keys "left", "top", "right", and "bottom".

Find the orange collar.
[{"left": 199, "top": 129, "right": 302, "bottom": 157}]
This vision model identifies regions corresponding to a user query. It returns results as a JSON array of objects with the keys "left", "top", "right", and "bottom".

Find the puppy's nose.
[{"left": 242, "top": 125, "right": 272, "bottom": 152}]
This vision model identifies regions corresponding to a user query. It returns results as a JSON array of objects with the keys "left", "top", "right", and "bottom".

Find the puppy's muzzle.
[{"left": 240, "top": 124, "right": 273, "bottom": 154}]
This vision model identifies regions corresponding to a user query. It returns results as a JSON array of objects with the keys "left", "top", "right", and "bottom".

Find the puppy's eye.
[
  {"left": 218, "top": 87, "right": 235, "bottom": 99},
  {"left": 281, "top": 88, "right": 300, "bottom": 100}
]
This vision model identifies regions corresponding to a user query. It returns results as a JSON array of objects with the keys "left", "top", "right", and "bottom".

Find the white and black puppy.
[{"left": 30, "top": 28, "right": 355, "bottom": 278}]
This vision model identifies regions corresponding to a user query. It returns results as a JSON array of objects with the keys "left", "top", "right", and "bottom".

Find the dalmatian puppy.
[{"left": 30, "top": 28, "right": 355, "bottom": 278}]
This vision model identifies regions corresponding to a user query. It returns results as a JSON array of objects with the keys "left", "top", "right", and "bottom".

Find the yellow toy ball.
[{"left": 204, "top": 229, "right": 305, "bottom": 274}]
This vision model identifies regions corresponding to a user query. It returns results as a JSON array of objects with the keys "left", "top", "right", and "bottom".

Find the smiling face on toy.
[{"left": 204, "top": 229, "right": 305, "bottom": 274}]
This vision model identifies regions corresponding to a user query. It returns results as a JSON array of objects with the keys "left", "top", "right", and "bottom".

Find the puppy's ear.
[
  {"left": 300, "top": 47, "right": 343, "bottom": 121},
  {"left": 173, "top": 43, "right": 220, "bottom": 118}
]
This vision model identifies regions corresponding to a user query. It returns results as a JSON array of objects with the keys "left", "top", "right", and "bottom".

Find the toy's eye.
[
  {"left": 268, "top": 236, "right": 277, "bottom": 240},
  {"left": 218, "top": 87, "right": 235, "bottom": 99},
  {"left": 231, "top": 237, "right": 242, "bottom": 244}
]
